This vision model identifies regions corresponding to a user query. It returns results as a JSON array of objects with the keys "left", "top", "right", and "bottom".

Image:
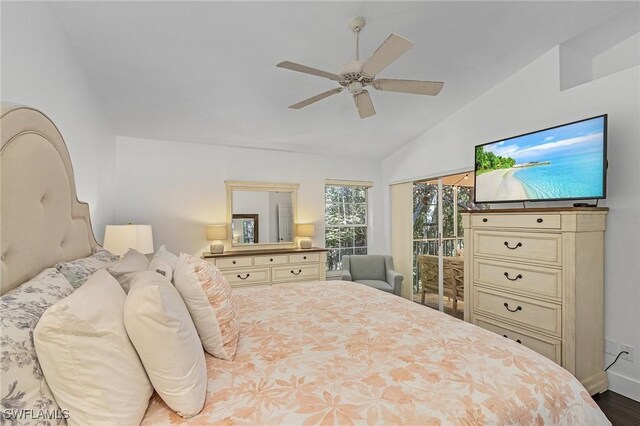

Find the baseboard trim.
[{"left": 607, "top": 371, "right": 640, "bottom": 402}]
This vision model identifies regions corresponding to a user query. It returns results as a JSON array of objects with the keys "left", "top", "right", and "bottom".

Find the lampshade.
[
  {"left": 296, "top": 223, "right": 315, "bottom": 237},
  {"left": 206, "top": 225, "right": 227, "bottom": 241},
  {"left": 103, "top": 224, "right": 154, "bottom": 255}
]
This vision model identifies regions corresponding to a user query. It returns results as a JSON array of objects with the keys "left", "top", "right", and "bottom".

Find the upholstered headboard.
[{"left": 1, "top": 104, "right": 99, "bottom": 294}]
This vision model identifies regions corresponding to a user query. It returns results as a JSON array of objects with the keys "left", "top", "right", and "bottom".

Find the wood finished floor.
[
  {"left": 593, "top": 391, "right": 640, "bottom": 425},
  {"left": 413, "top": 292, "right": 465, "bottom": 320}
]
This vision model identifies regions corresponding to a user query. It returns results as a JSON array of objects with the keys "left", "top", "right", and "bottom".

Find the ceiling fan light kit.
[{"left": 277, "top": 17, "right": 444, "bottom": 119}]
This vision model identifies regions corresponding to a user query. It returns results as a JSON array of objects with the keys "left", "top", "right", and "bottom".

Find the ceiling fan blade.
[
  {"left": 373, "top": 79, "right": 444, "bottom": 96},
  {"left": 277, "top": 61, "right": 344, "bottom": 82},
  {"left": 289, "top": 88, "right": 343, "bottom": 109},
  {"left": 361, "top": 34, "right": 413, "bottom": 77},
  {"left": 353, "top": 90, "right": 376, "bottom": 119}
]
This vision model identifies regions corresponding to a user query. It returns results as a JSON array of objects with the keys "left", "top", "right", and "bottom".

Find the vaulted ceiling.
[{"left": 51, "top": 1, "right": 635, "bottom": 159}]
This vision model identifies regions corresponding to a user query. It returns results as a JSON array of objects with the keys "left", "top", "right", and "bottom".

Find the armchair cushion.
[{"left": 348, "top": 255, "right": 386, "bottom": 281}]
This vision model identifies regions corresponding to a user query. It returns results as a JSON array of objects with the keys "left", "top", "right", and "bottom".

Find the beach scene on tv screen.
[{"left": 475, "top": 116, "right": 605, "bottom": 202}]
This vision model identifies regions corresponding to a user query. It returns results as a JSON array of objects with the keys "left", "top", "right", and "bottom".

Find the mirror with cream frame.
[{"left": 226, "top": 181, "right": 299, "bottom": 248}]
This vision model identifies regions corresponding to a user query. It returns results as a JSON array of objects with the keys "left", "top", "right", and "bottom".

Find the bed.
[{"left": 0, "top": 104, "right": 609, "bottom": 425}]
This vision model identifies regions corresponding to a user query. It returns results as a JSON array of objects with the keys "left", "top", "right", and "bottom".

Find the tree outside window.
[{"left": 325, "top": 185, "right": 368, "bottom": 273}]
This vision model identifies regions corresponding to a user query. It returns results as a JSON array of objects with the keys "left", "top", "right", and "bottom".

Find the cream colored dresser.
[
  {"left": 462, "top": 208, "right": 608, "bottom": 395},
  {"left": 203, "top": 247, "right": 328, "bottom": 288}
]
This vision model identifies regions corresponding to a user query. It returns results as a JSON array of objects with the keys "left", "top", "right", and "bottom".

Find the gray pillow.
[{"left": 106, "top": 249, "right": 150, "bottom": 293}]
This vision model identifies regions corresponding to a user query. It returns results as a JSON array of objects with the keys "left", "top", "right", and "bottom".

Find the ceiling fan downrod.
[{"left": 349, "top": 17, "right": 366, "bottom": 61}]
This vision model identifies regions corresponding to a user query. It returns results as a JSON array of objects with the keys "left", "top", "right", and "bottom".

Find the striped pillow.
[{"left": 173, "top": 254, "right": 239, "bottom": 361}]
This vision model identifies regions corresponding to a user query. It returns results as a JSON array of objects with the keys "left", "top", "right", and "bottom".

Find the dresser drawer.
[
  {"left": 474, "top": 230, "right": 561, "bottom": 265},
  {"left": 223, "top": 268, "right": 270, "bottom": 285},
  {"left": 289, "top": 253, "right": 320, "bottom": 263},
  {"left": 474, "top": 259, "right": 561, "bottom": 300},
  {"left": 474, "top": 287, "right": 562, "bottom": 336},
  {"left": 254, "top": 255, "right": 288, "bottom": 266},
  {"left": 474, "top": 316, "right": 561, "bottom": 363},
  {"left": 272, "top": 264, "right": 320, "bottom": 282},
  {"left": 215, "top": 256, "right": 252, "bottom": 269},
  {"left": 472, "top": 214, "right": 561, "bottom": 230}
]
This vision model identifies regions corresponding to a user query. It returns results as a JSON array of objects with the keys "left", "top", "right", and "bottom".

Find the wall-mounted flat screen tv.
[{"left": 474, "top": 115, "right": 607, "bottom": 204}]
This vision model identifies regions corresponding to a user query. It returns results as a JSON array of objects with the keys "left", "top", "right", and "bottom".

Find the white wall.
[
  {"left": 593, "top": 33, "right": 640, "bottom": 80},
  {"left": 382, "top": 46, "right": 640, "bottom": 400},
  {"left": 1, "top": 2, "right": 116, "bottom": 242},
  {"left": 115, "top": 136, "right": 384, "bottom": 257}
]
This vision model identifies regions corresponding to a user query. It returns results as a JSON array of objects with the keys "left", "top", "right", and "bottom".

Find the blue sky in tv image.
[
  {"left": 485, "top": 116, "right": 605, "bottom": 165},
  {"left": 477, "top": 116, "right": 606, "bottom": 201}
]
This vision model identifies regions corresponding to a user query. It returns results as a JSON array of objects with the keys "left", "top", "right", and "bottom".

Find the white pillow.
[
  {"left": 148, "top": 245, "right": 178, "bottom": 281},
  {"left": 34, "top": 270, "right": 153, "bottom": 426},
  {"left": 174, "top": 253, "right": 240, "bottom": 360},
  {"left": 107, "top": 248, "right": 150, "bottom": 293},
  {"left": 124, "top": 271, "right": 206, "bottom": 418}
]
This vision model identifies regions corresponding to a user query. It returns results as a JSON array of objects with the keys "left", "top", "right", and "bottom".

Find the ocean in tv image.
[{"left": 475, "top": 116, "right": 605, "bottom": 202}]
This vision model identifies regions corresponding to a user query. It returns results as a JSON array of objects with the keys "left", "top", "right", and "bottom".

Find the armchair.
[{"left": 341, "top": 255, "right": 403, "bottom": 295}]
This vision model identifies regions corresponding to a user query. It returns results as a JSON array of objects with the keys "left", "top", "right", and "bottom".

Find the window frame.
[{"left": 324, "top": 180, "right": 372, "bottom": 278}]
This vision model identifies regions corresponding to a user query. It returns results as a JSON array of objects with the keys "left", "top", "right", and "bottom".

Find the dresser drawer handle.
[
  {"left": 537, "top": 218, "right": 543, "bottom": 223},
  {"left": 504, "top": 272, "right": 523, "bottom": 281},
  {"left": 303, "top": 256, "right": 307, "bottom": 260},
  {"left": 232, "top": 260, "right": 237, "bottom": 265},
  {"left": 503, "top": 302, "right": 522, "bottom": 313},
  {"left": 482, "top": 218, "right": 488, "bottom": 223},
  {"left": 269, "top": 258, "right": 274, "bottom": 262},
  {"left": 291, "top": 269, "right": 302, "bottom": 275},
  {"left": 504, "top": 241, "right": 523, "bottom": 250},
  {"left": 237, "top": 273, "right": 250, "bottom": 280},
  {"left": 502, "top": 334, "right": 522, "bottom": 344}
]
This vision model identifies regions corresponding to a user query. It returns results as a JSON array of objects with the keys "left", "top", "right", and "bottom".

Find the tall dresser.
[
  {"left": 203, "top": 247, "right": 328, "bottom": 289},
  {"left": 461, "top": 208, "right": 608, "bottom": 395}
]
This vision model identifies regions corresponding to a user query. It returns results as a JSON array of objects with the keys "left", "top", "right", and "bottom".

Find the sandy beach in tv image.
[{"left": 475, "top": 116, "right": 605, "bottom": 202}]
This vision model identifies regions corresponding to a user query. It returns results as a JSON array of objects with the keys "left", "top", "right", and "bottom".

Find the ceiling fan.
[{"left": 277, "top": 17, "right": 444, "bottom": 119}]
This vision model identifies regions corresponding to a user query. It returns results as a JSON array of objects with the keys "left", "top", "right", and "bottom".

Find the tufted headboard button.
[{"left": 1, "top": 254, "right": 6, "bottom": 261}]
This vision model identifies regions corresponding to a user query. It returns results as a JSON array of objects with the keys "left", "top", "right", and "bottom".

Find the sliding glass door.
[{"left": 412, "top": 172, "right": 480, "bottom": 318}]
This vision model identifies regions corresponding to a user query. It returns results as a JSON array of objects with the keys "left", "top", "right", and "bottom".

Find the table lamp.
[
  {"left": 207, "top": 225, "right": 227, "bottom": 254},
  {"left": 103, "top": 224, "right": 154, "bottom": 256},
  {"left": 296, "top": 223, "right": 315, "bottom": 249}
]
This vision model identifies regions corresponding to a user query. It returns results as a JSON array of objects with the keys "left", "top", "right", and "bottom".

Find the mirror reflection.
[
  {"left": 231, "top": 191, "right": 293, "bottom": 245},
  {"left": 232, "top": 214, "right": 258, "bottom": 244}
]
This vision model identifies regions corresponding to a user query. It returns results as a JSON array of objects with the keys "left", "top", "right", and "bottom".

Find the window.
[{"left": 324, "top": 181, "right": 370, "bottom": 274}]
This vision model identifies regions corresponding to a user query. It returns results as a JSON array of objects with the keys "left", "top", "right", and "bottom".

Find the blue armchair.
[{"left": 341, "top": 255, "right": 403, "bottom": 296}]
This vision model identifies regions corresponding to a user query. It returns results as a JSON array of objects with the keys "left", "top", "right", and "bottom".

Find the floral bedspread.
[{"left": 142, "top": 281, "right": 609, "bottom": 425}]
